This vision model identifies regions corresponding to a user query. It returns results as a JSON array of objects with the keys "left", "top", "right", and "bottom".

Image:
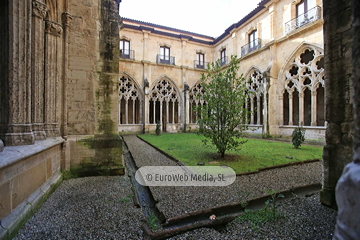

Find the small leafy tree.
[
  {"left": 292, "top": 126, "right": 305, "bottom": 148},
  {"left": 197, "top": 55, "right": 249, "bottom": 158}
]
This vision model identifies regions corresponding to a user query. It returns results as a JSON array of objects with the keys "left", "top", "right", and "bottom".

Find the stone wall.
[
  {"left": 320, "top": 0, "right": 354, "bottom": 208},
  {"left": 0, "top": 138, "right": 63, "bottom": 239}
]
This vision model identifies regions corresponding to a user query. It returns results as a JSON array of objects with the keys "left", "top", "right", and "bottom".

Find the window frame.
[
  {"left": 196, "top": 52, "right": 205, "bottom": 69},
  {"left": 248, "top": 30, "right": 258, "bottom": 50},
  {"left": 160, "top": 46, "right": 170, "bottom": 62},
  {"left": 120, "top": 39, "right": 130, "bottom": 58},
  {"left": 220, "top": 49, "right": 226, "bottom": 65}
]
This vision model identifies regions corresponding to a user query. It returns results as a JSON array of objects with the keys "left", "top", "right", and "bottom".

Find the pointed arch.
[
  {"left": 189, "top": 80, "right": 206, "bottom": 124},
  {"left": 148, "top": 76, "right": 182, "bottom": 130},
  {"left": 244, "top": 66, "right": 266, "bottom": 125},
  {"left": 279, "top": 42, "right": 325, "bottom": 126},
  {"left": 118, "top": 72, "right": 144, "bottom": 125}
]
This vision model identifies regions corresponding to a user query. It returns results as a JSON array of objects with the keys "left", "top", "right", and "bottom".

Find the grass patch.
[
  {"left": 237, "top": 208, "right": 283, "bottom": 230},
  {"left": 138, "top": 133, "right": 322, "bottom": 174}
]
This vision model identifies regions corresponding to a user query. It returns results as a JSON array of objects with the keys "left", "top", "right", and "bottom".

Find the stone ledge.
[
  {"left": 0, "top": 173, "right": 62, "bottom": 240},
  {"left": 0, "top": 137, "right": 64, "bottom": 169}
]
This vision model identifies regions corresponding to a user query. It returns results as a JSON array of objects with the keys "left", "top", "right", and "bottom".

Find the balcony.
[
  {"left": 120, "top": 50, "right": 135, "bottom": 60},
  {"left": 241, "top": 38, "right": 262, "bottom": 57},
  {"left": 285, "top": 6, "right": 321, "bottom": 34},
  {"left": 194, "top": 60, "right": 209, "bottom": 69},
  {"left": 156, "top": 54, "right": 175, "bottom": 65}
]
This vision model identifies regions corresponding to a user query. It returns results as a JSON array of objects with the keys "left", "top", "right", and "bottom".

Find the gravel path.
[
  {"left": 14, "top": 135, "right": 337, "bottom": 239},
  {"left": 124, "top": 135, "right": 323, "bottom": 219},
  {"left": 169, "top": 193, "right": 337, "bottom": 239},
  {"left": 14, "top": 176, "right": 144, "bottom": 240}
]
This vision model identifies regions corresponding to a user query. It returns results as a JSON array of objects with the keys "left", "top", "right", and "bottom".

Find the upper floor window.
[
  {"left": 220, "top": 49, "right": 226, "bottom": 66},
  {"left": 248, "top": 30, "right": 258, "bottom": 50},
  {"left": 160, "top": 46, "right": 170, "bottom": 63},
  {"left": 285, "top": 0, "right": 320, "bottom": 34},
  {"left": 296, "top": 0, "right": 316, "bottom": 18},
  {"left": 120, "top": 40, "right": 130, "bottom": 58},
  {"left": 196, "top": 53, "right": 205, "bottom": 69}
]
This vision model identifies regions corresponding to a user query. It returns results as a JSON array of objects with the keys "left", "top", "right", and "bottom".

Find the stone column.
[
  {"left": 0, "top": 0, "right": 35, "bottom": 146},
  {"left": 183, "top": 82, "right": 189, "bottom": 131},
  {"left": 299, "top": 92, "right": 304, "bottom": 126},
  {"left": 31, "top": 0, "right": 48, "bottom": 140},
  {"left": 44, "top": 20, "right": 63, "bottom": 137},
  {"left": 61, "top": 12, "right": 72, "bottom": 141},
  {"left": 256, "top": 96, "right": 261, "bottom": 125},
  {"left": 289, "top": 94, "right": 293, "bottom": 125},
  {"left": 311, "top": 90, "right": 317, "bottom": 126},
  {"left": 250, "top": 97, "right": 255, "bottom": 124},
  {"left": 321, "top": 0, "right": 354, "bottom": 208}
]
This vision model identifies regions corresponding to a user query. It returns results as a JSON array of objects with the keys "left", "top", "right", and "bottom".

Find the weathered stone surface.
[
  {"left": 321, "top": 0, "right": 354, "bottom": 208},
  {"left": 333, "top": 0, "right": 360, "bottom": 238}
]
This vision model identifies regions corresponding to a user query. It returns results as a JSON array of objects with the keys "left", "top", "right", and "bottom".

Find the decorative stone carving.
[
  {"left": 32, "top": 1, "right": 49, "bottom": 19},
  {"left": 45, "top": 21, "right": 63, "bottom": 37},
  {"left": 119, "top": 75, "right": 143, "bottom": 125},
  {"left": 189, "top": 82, "right": 205, "bottom": 123},
  {"left": 62, "top": 12, "right": 73, "bottom": 27},
  {"left": 149, "top": 78, "right": 181, "bottom": 124}
]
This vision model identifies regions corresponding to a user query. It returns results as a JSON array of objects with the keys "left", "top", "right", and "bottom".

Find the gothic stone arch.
[
  {"left": 279, "top": 43, "right": 325, "bottom": 127},
  {"left": 149, "top": 76, "right": 182, "bottom": 131}
]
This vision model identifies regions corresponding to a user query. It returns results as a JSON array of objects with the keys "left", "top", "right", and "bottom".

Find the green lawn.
[{"left": 138, "top": 133, "right": 322, "bottom": 174}]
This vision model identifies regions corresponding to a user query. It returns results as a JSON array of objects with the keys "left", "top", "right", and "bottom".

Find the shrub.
[
  {"left": 156, "top": 121, "right": 161, "bottom": 136},
  {"left": 292, "top": 126, "right": 305, "bottom": 148}
]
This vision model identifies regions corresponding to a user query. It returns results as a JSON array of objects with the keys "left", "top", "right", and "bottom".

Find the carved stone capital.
[
  {"left": 45, "top": 21, "right": 63, "bottom": 37},
  {"left": 62, "top": 12, "right": 73, "bottom": 27},
  {"left": 32, "top": 0, "right": 49, "bottom": 19}
]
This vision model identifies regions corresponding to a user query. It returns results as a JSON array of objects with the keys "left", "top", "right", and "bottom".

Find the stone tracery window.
[
  {"left": 246, "top": 69, "right": 265, "bottom": 125},
  {"left": 119, "top": 75, "right": 142, "bottom": 124},
  {"left": 282, "top": 46, "right": 325, "bottom": 126},
  {"left": 149, "top": 78, "right": 181, "bottom": 129},
  {"left": 189, "top": 82, "right": 206, "bottom": 123}
]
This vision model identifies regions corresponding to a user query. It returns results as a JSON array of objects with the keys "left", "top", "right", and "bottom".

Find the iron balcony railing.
[
  {"left": 156, "top": 54, "right": 175, "bottom": 65},
  {"left": 217, "top": 56, "right": 228, "bottom": 67},
  {"left": 241, "top": 38, "right": 262, "bottom": 57},
  {"left": 120, "top": 50, "right": 135, "bottom": 60},
  {"left": 194, "top": 60, "right": 209, "bottom": 69},
  {"left": 285, "top": 6, "right": 321, "bottom": 34}
]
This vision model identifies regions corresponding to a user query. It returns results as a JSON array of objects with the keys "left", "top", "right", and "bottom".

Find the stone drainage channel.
[{"left": 122, "top": 139, "right": 321, "bottom": 240}]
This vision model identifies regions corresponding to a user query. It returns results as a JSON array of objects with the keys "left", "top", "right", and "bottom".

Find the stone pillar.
[
  {"left": 289, "top": 94, "right": 293, "bottom": 125},
  {"left": 31, "top": 0, "right": 48, "bottom": 140},
  {"left": 250, "top": 97, "right": 255, "bottom": 124},
  {"left": 0, "top": 0, "right": 35, "bottom": 146},
  {"left": 61, "top": 12, "right": 72, "bottom": 141},
  {"left": 311, "top": 90, "right": 317, "bottom": 126},
  {"left": 256, "top": 96, "right": 261, "bottom": 125},
  {"left": 321, "top": 0, "right": 354, "bottom": 208},
  {"left": 96, "top": 0, "right": 121, "bottom": 135},
  {"left": 299, "top": 92, "right": 304, "bottom": 126},
  {"left": 44, "top": 20, "right": 63, "bottom": 137},
  {"left": 183, "top": 82, "right": 189, "bottom": 131},
  {"left": 333, "top": 0, "right": 360, "bottom": 238}
]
